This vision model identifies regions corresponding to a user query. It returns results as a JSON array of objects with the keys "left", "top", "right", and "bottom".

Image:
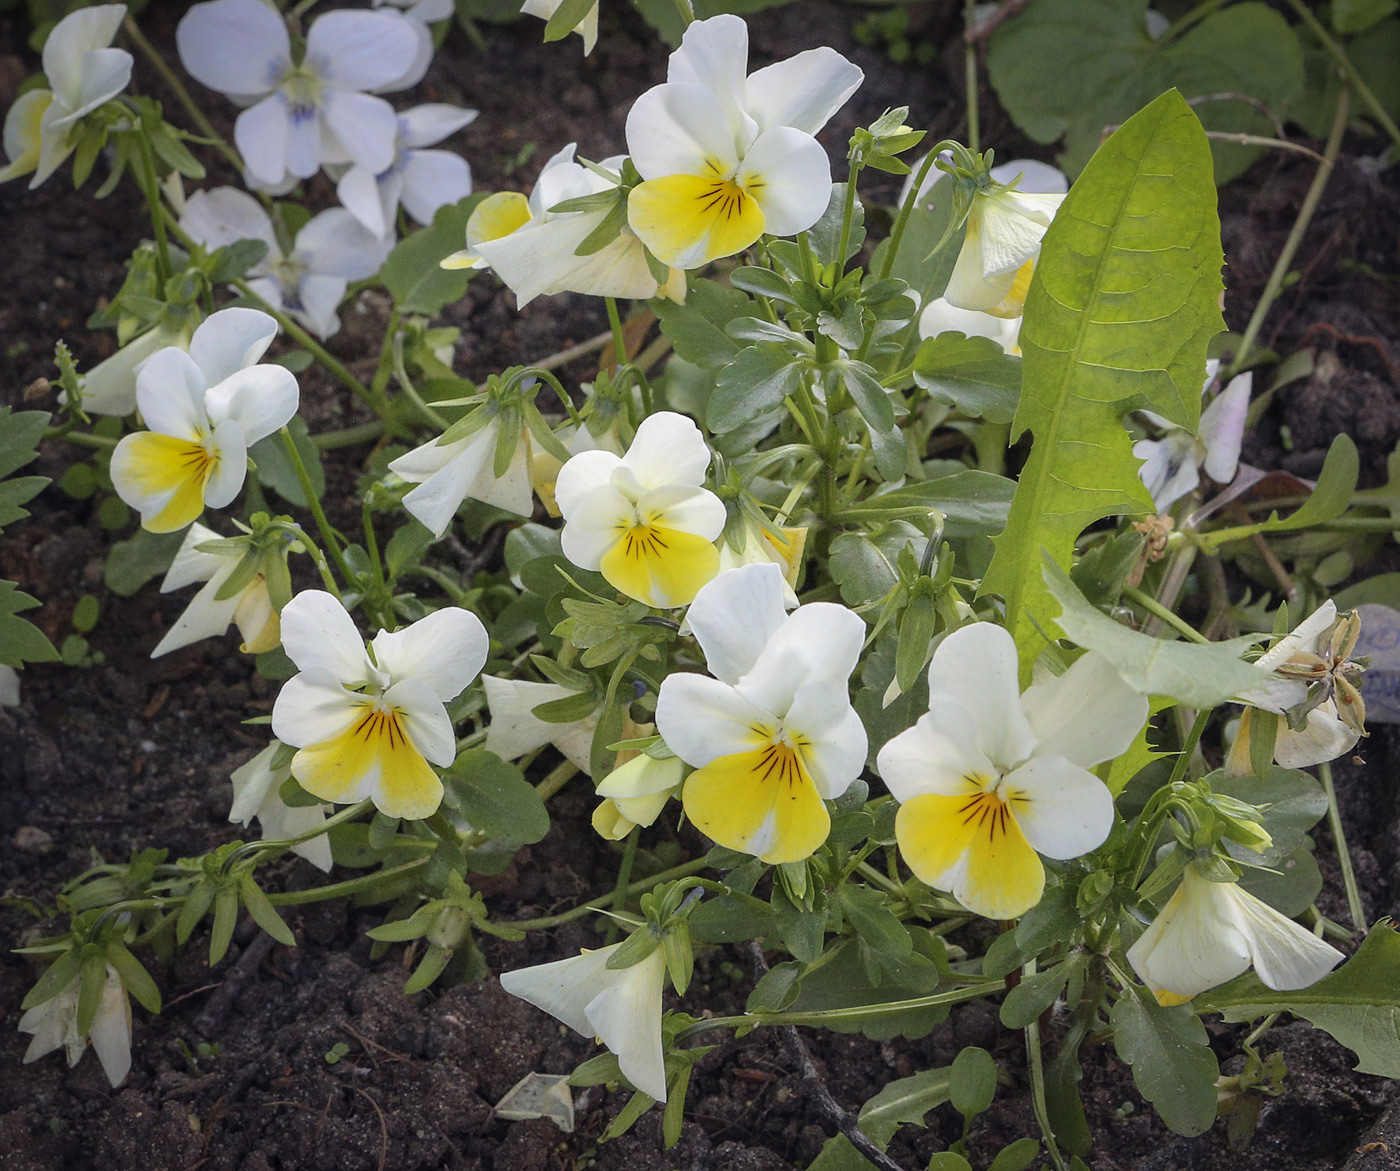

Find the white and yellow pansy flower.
[
  {"left": 482, "top": 675, "right": 598, "bottom": 775},
  {"left": 1225, "top": 600, "right": 1365, "bottom": 774},
  {"left": 1127, "top": 861, "right": 1343, "bottom": 1005},
  {"left": 499, "top": 941, "right": 668, "bottom": 1101},
  {"left": 110, "top": 308, "right": 299, "bottom": 534},
  {"left": 944, "top": 180, "right": 1065, "bottom": 319},
  {"left": 19, "top": 963, "right": 132, "bottom": 1088},
  {"left": 556, "top": 411, "right": 725, "bottom": 608},
  {"left": 520, "top": 0, "right": 599, "bottom": 52},
  {"left": 655, "top": 563, "right": 867, "bottom": 864},
  {"left": 624, "top": 14, "right": 863, "bottom": 268},
  {"left": 592, "top": 750, "right": 685, "bottom": 841},
  {"left": 0, "top": 89, "right": 53, "bottom": 185},
  {"left": 229, "top": 741, "right": 333, "bottom": 872},
  {"left": 150, "top": 523, "right": 282, "bottom": 658},
  {"left": 1134, "top": 360, "right": 1252, "bottom": 512},
  {"left": 877, "top": 623, "right": 1146, "bottom": 920},
  {"left": 389, "top": 415, "right": 534, "bottom": 539},
  {"left": 271, "top": 591, "right": 488, "bottom": 820},
  {"left": 445, "top": 144, "right": 682, "bottom": 305}
]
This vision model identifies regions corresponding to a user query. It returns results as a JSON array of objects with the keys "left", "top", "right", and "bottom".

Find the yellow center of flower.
[
  {"left": 627, "top": 160, "right": 769, "bottom": 269},
  {"left": 598, "top": 515, "right": 719, "bottom": 609},
  {"left": 113, "top": 431, "right": 220, "bottom": 533}
]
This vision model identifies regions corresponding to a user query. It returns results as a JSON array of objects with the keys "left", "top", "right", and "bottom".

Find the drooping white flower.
[
  {"left": 593, "top": 751, "right": 685, "bottom": 840},
  {"left": 716, "top": 516, "right": 807, "bottom": 606},
  {"left": 1225, "top": 600, "right": 1364, "bottom": 774},
  {"left": 19, "top": 964, "right": 132, "bottom": 1087},
  {"left": 655, "top": 563, "right": 867, "bottom": 863},
  {"left": 181, "top": 187, "right": 392, "bottom": 339},
  {"left": 388, "top": 414, "right": 534, "bottom": 539},
  {"left": 500, "top": 941, "right": 668, "bottom": 1101},
  {"left": 900, "top": 156, "right": 1067, "bottom": 214},
  {"left": 176, "top": 0, "right": 419, "bottom": 188},
  {"left": 944, "top": 176, "right": 1066, "bottom": 318},
  {"left": 1134, "top": 362, "right": 1252, "bottom": 512},
  {"left": 555, "top": 411, "right": 726, "bottom": 608},
  {"left": 229, "top": 741, "right": 333, "bottom": 871},
  {"left": 446, "top": 145, "right": 682, "bottom": 305},
  {"left": 482, "top": 676, "right": 597, "bottom": 775},
  {"left": 370, "top": 0, "right": 454, "bottom": 92},
  {"left": 79, "top": 319, "right": 196, "bottom": 417},
  {"left": 1127, "top": 861, "right": 1344, "bottom": 1005},
  {"left": 918, "top": 297, "right": 1021, "bottom": 356},
  {"left": 271, "top": 592, "right": 488, "bottom": 819},
  {"left": 625, "top": 15, "right": 863, "bottom": 268},
  {"left": 335, "top": 104, "right": 476, "bottom": 238},
  {"left": 1, "top": 6, "right": 133, "bottom": 189},
  {"left": 877, "top": 623, "right": 1146, "bottom": 920},
  {"left": 151, "top": 522, "right": 282, "bottom": 658},
  {"left": 110, "top": 308, "right": 299, "bottom": 533},
  {"left": 520, "top": 0, "right": 599, "bottom": 53}
]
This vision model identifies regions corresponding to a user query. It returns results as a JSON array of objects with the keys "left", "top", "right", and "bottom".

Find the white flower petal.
[
  {"left": 1201, "top": 372, "right": 1252, "bottom": 485},
  {"left": 744, "top": 47, "right": 862, "bottom": 136},
  {"left": 371, "top": 607, "right": 488, "bottom": 702},
  {"left": 307, "top": 8, "right": 421, "bottom": 91},
  {"left": 876, "top": 704, "right": 994, "bottom": 802},
  {"left": 483, "top": 676, "right": 593, "bottom": 765},
  {"left": 1273, "top": 703, "right": 1359, "bottom": 769},
  {"left": 1255, "top": 601, "right": 1337, "bottom": 673},
  {"left": 737, "top": 126, "right": 832, "bottom": 240},
  {"left": 235, "top": 94, "right": 293, "bottom": 187},
  {"left": 296, "top": 207, "right": 393, "bottom": 280},
  {"left": 785, "top": 682, "right": 866, "bottom": 799},
  {"left": 1020, "top": 651, "right": 1147, "bottom": 768},
  {"left": 1002, "top": 753, "right": 1113, "bottom": 860},
  {"left": 203, "top": 363, "right": 299, "bottom": 446},
  {"left": 134, "top": 348, "right": 209, "bottom": 440},
  {"left": 202, "top": 418, "right": 249, "bottom": 510},
  {"left": 735, "top": 601, "right": 864, "bottom": 718},
  {"left": 685, "top": 563, "right": 789, "bottom": 685},
  {"left": 176, "top": 0, "right": 289, "bottom": 97},
  {"left": 292, "top": 273, "right": 348, "bottom": 340},
  {"left": 230, "top": 742, "right": 283, "bottom": 825},
  {"left": 626, "top": 82, "right": 742, "bottom": 181},
  {"left": 272, "top": 671, "right": 363, "bottom": 747},
  {"left": 925, "top": 624, "right": 1037, "bottom": 769},
  {"left": 278, "top": 590, "right": 373, "bottom": 684},
  {"left": 180, "top": 186, "right": 278, "bottom": 255},
  {"left": 319, "top": 89, "right": 400, "bottom": 176},
  {"left": 189, "top": 307, "right": 279, "bottom": 386},
  {"left": 585, "top": 948, "right": 668, "bottom": 1102},
  {"left": 86, "top": 969, "right": 132, "bottom": 1087},
  {"left": 1231, "top": 885, "right": 1344, "bottom": 991},
  {"left": 655, "top": 673, "right": 769, "bottom": 768},
  {"left": 44, "top": 5, "right": 128, "bottom": 111},
  {"left": 555, "top": 449, "right": 624, "bottom": 517},
  {"left": 500, "top": 944, "right": 618, "bottom": 1038},
  {"left": 336, "top": 164, "right": 388, "bottom": 236},
  {"left": 560, "top": 484, "right": 634, "bottom": 570},
  {"left": 1127, "top": 869, "right": 1252, "bottom": 1002},
  {"left": 667, "top": 13, "right": 748, "bottom": 98},
  {"left": 622, "top": 411, "right": 712, "bottom": 490},
  {"left": 400, "top": 150, "right": 472, "bottom": 225},
  {"left": 284, "top": 105, "right": 322, "bottom": 179},
  {"left": 81, "top": 325, "right": 178, "bottom": 417},
  {"left": 401, "top": 103, "right": 479, "bottom": 149},
  {"left": 152, "top": 570, "right": 242, "bottom": 657},
  {"left": 381, "top": 676, "right": 455, "bottom": 765}
]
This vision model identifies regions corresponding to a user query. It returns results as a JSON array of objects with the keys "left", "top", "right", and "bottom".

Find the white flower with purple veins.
[
  {"left": 176, "top": 0, "right": 420, "bottom": 189},
  {"left": 1134, "top": 361, "right": 1252, "bottom": 512},
  {"left": 335, "top": 105, "right": 477, "bottom": 238},
  {"left": 181, "top": 187, "right": 392, "bottom": 339}
]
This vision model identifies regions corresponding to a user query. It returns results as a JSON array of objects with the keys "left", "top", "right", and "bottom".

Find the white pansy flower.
[
  {"left": 500, "top": 942, "right": 668, "bottom": 1101},
  {"left": 335, "top": 104, "right": 476, "bottom": 238},
  {"left": 181, "top": 187, "right": 392, "bottom": 339},
  {"left": 447, "top": 145, "right": 681, "bottom": 305},
  {"left": 80, "top": 319, "right": 195, "bottom": 417},
  {"left": 877, "top": 623, "right": 1146, "bottom": 920},
  {"left": 151, "top": 522, "right": 281, "bottom": 658},
  {"left": 1134, "top": 361, "right": 1252, "bottom": 512},
  {"left": 19, "top": 964, "right": 132, "bottom": 1087},
  {"left": 370, "top": 0, "right": 454, "bottom": 92},
  {"left": 625, "top": 15, "right": 863, "bottom": 268},
  {"left": 593, "top": 751, "right": 685, "bottom": 840},
  {"left": 229, "top": 742, "right": 332, "bottom": 871},
  {"left": 110, "top": 308, "right": 299, "bottom": 533},
  {"left": 388, "top": 414, "right": 534, "bottom": 539},
  {"left": 176, "top": 0, "right": 419, "bottom": 188},
  {"left": 1127, "top": 861, "right": 1344, "bottom": 1005},
  {"left": 520, "top": 0, "right": 599, "bottom": 53},
  {"left": 271, "top": 592, "right": 488, "bottom": 819},
  {"left": 556, "top": 411, "right": 725, "bottom": 608},
  {"left": 655, "top": 563, "right": 867, "bottom": 863},
  {"left": 482, "top": 676, "right": 598, "bottom": 775}
]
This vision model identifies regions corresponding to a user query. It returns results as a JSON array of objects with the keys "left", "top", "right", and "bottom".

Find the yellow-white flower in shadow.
[
  {"left": 556, "top": 411, "right": 725, "bottom": 608},
  {"left": 944, "top": 183, "right": 1065, "bottom": 318},
  {"left": 271, "top": 591, "right": 488, "bottom": 820},
  {"left": 593, "top": 751, "right": 685, "bottom": 840},
  {"left": 110, "top": 308, "right": 299, "bottom": 533},
  {"left": 19, "top": 964, "right": 132, "bottom": 1087},
  {"left": 229, "top": 741, "right": 333, "bottom": 871},
  {"left": 499, "top": 941, "right": 668, "bottom": 1101},
  {"left": 1127, "top": 861, "right": 1343, "bottom": 1006},
  {"left": 482, "top": 675, "right": 598, "bottom": 775},
  {"left": 0, "top": 90, "right": 52, "bottom": 185},
  {"left": 656, "top": 563, "right": 867, "bottom": 864},
  {"left": 624, "top": 14, "right": 862, "bottom": 268},
  {"left": 877, "top": 623, "right": 1146, "bottom": 920},
  {"left": 717, "top": 514, "right": 806, "bottom": 606},
  {"left": 152, "top": 522, "right": 282, "bottom": 658}
]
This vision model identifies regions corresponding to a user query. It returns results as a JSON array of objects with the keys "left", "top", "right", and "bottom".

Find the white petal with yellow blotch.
[
  {"left": 499, "top": 942, "right": 668, "bottom": 1101},
  {"left": 151, "top": 522, "right": 280, "bottom": 658},
  {"left": 1127, "top": 862, "right": 1343, "bottom": 1005},
  {"left": 229, "top": 742, "right": 333, "bottom": 871},
  {"left": 877, "top": 623, "right": 1144, "bottom": 920},
  {"left": 944, "top": 187, "right": 1064, "bottom": 318},
  {"left": 0, "top": 89, "right": 52, "bottom": 185},
  {"left": 656, "top": 563, "right": 866, "bottom": 864},
  {"left": 271, "top": 591, "right": 487, "bottom": 819},
  {"left": 481, "top": 676, "right": 598, "bottom": 775},
  {"left": 19, "top": 964, "right": 132, "bottom": 1088},
  {"left": 389, "top": 415, "right": 534, "bottom": 538},
  {"left": 556, "top": 412, "right": 725, "bottom": 608},
  {"left": 593, "top": 753, "right": 685, "bottom": 839}
]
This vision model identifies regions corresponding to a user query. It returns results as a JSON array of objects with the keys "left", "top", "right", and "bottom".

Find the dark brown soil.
[{"left": 3, "top": 3, "right": 1400, "bottom": 1170}]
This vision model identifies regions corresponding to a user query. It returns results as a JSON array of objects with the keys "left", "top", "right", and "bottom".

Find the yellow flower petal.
[
  {"left": 599, "top": 523, "right": 719, "bottom": 608},
  {"left": 895, "top": 791, "right": 1045, "bottom": 919},
  {"left": 292, "top": 702, "right": 443, "bottom": 820},
  {"left": 628, "top": 173, "right": 766, "bottom": 269},
  {"left": 988, "top": 259, "right": 1034, "bottom": 319},
  {"left": 592, "top": 799, "right": 633, "bottom": 841},
  {"left": 446, "top": 191, "right": 533, "bottom": 269},
  {"left": 113, "top": 431, "right": 217, "bottom": 533},
  {"left": 682, "top": 742, "right": 829, "bottom": 864}
]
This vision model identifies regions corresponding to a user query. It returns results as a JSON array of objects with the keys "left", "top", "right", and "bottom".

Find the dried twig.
[{"left": 352, "top": 1087, "right": 390, "bottom": 1171}]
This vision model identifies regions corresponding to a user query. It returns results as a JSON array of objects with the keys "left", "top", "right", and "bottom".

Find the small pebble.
[{"left": 13, "top": 826, "right": 54, "bottom": 855}]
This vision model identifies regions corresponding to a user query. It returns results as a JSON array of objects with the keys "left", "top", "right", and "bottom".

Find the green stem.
[
  {"left": 267, "top": 857, "right": 430, "bottom": 906},
  {"left": 392, "top": 332, "right": 451, "bottom": 430},
  {"left": 507, "top": 856, "right": 711, "bottom": 930},
  {"left": 1284, "top": 0, "right": 1400, "bottom": 151},
  {"left": 1025, "top": 966, "right": 1069, "bottom": 1171},
  {"left": 312, "top": 421, "right": 385, "bottom": 450},
  {"left": 1318, "top": 760, "right": 1365, "bottom": 932},
  {"left": 289, "top": 523, "right": 345, "bottom": 599},
  {"left": 371, "top": 310, "right": 402, "bottom": 403},
  {"left": 1167, "top": 707, "right": 1212, "bottom": 787},
  {"left": 1229, "top": 86, "right": 1350, "bottom": 375},
  {"left": 672, "top": 0, "right": 695, "bottom": 26},
  {"left": 604, "top": 827, "right": 641, "bottom": 944},
  {"left": 42, "top": 429, "right": 116, "bottom": 449},
  {"left": 964, "top": 0, "right": 980, "bottom": 154},
  {"left": 279, "top": 427, "right": 354, "bottom": 586},
  {"left": 132, "top": 130, "right": 172, "bottom": 281},
  {"left": 604, "top": 297, "right": 628, "bottom": 372},
  {"left": 835, "top": 156, "right": 861, "bottom": 271},
  {"left": 232, "top": 799, "right": 374, "bottom": 869},
  {"left": 1122, "top": 584, "right": 1210, "bottom": 644},
  {"left": 877, "top": 143, "right": 945, "bottom": 284},
  {"left": 1164, "top": 0, "right": 1229, "bottom": 39},
  {"left": 535, "top": 760, "right": 578, "bottom": 802}
]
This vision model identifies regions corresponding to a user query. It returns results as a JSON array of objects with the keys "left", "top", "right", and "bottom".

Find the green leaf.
[
  {"left": 988, "top": 1138, "right": 1041, "bottom": 1171},
  {"left": 856, "top": 1067, "right": 951, "bottom": 1147},
  {"left": 207, "top": 238, "right": 269, "bottom": 283},
  {"left": 380, "top": 195, "right": 484, "bottom": 315},
  {"left": 809, "top": 182, "right": 865, "bottom": 266},
  {"left": 1200, "top": 923, "right": 1400, "bottom": 1077},
  {"left": 0, "top": 408, "right": 49, "bottom": 482},
  {"left": 1333, "top": 0, "right": 1397, "bottom": 34},
  {"left": 652, "top": 279, "right": 751, "bottom": 368},
  {"left": 706, "top": 343, "right": 807, "bottom": 434},
  {"left": 104, "top": 527, "right": 184, "bottom": 596},
  {"left": 1111, "top": 992, "right": 1219, "bottom": 1135},
  {"left": 835, "top": 359, "right": 895, "bottom": 433},
  {"left": 106, "top": 942, "right": 161, "bottom": 1014},
  {"left": 981, "top": 90, "right": 1224, "bottom": 676},
  {"left": 829, "top": 522, "right": 925, "bottom": 606},
  {"left": 987, "top": 0, "right": 1305, "bottom": 182},
  {"left": 0, "top": 580, "right": 59, "bottom": 667},
  {"left": 240, "top": 875, "right": 297, "bottom": 946},
  {"left": 542, "top": 0, "right": 595, "bottom": 40},
  {"left": 442, "top": 749, "right": 550, "bottom": 843},
  {"left": 1044, "top": 558, "right": 1262, "bottom": 706},
  {"left": 854, "top": 470, "right": 1014, "bottom": 539},
  {"left": 250, "top": 416, "right": 324, "bottom": 507},
  {"left": 1000, "top": 957, "right": 1082, "bottom": 1029},
  {"left": 912, "top": 332, "right": 1022, "bottom": 423},
  {"left": 949, "top": 1045, "right": 997, "bottom": 1117}
]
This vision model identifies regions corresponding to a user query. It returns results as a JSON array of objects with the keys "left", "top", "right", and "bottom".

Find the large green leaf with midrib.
[{"left": 980, "top": 89, "right": 1223, "bottom": 677}]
